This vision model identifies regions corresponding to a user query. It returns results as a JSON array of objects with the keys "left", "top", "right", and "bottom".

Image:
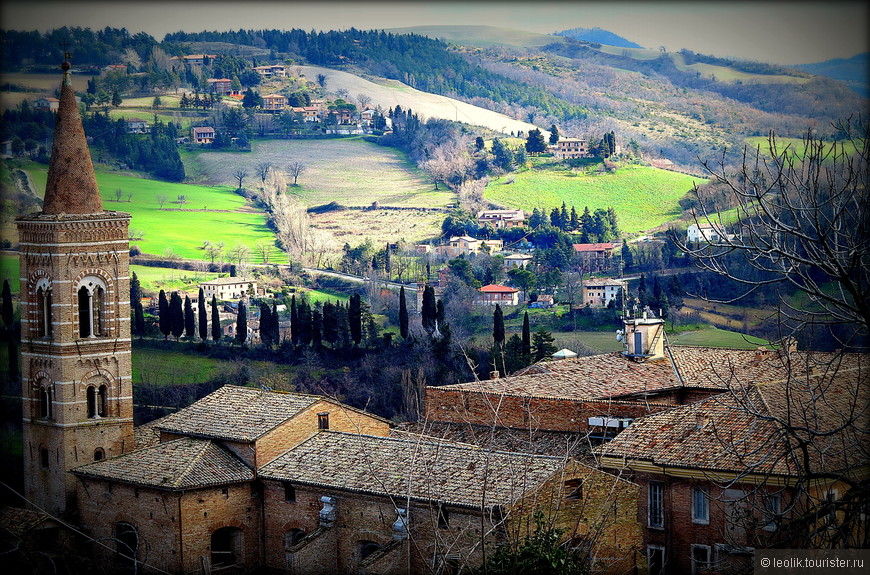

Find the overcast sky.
[{"left": 2, "top": 1, "right": 867, "bottom": 65}]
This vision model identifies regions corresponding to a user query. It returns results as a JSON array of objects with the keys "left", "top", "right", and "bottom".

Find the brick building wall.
[
  {"left": 262, "top": 481, "right": 498, "bottom": 574},
  {"left": 508, "top": 460, "right": 645, "bottom": 575},
  {"left": 77, "top": 478, "right": 261, "bottom": 574},
  {"left": 425, "top": 388, "right": 672, "bottom": 433}
]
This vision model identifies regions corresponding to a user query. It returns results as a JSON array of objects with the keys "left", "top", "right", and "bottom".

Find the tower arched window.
[
  {"left": 77, "top": 278, "right": 107, "bottom": 338},
  {"left": 98, "top": 384, "right": 108, "bottom": 417},
  {"left": 38, "top": 383, "right": 53, "bottom": 419},
  {"left": 36, "top": 284, "right": 52, "bottom": 338},
  {"left": 86, "top": 385, "right": 97, "bottom": 418}
]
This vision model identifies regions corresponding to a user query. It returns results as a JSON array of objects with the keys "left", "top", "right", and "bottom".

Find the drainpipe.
[{"left": 177, "top": 493, "right": 184, "bottom": 573}]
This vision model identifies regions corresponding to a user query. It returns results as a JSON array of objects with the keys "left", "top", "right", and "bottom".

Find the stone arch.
[
  {"left": 210, "top": 525, "right": 244, "bottom": 567},
  {"left": 33, "top": 374, "right": 54, "bottom": 419},
  {"left": 28, "top": 271, "right": 54, "bottom": 339},
  {"left": 72, "top": 270, "right": 114, "bottom": 338},
  {"left": 82, "top": 372, "right": 114, "bottom": 418}
]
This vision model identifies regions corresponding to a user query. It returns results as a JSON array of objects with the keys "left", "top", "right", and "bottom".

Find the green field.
[
  {"left": 744, "top": 136, "right": 862, "bottom": 160},
  {"left": 668, "top": 326, "right": 770, "bottom": 349},
  {"left": 22, "top": 162, "right": 280, "bottom": 262},
  {"left": 133, "top": 347, "right": 222, "bottom": 386},
  {"left": 485, "top": 164, "right": 702, "bottom": 234},
  {"left": 130, "top": 265, "right": 222, "bottom": 293},
  {"left": 0, "top": 252, "right": 19, "bottom": 292}
]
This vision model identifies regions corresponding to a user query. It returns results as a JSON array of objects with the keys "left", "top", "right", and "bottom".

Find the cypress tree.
[
  {"left": 311, "top": 309, "right": 322, "bottom": 349},
  {"left": 169, "top": 292, "right": 184, "bottom": 340},
  {"left": 436, "top": 300, "right": 445, "bottom": 329},
  {"left": 158, "top": 290, "right": 170, "bottom": 339},
  {"left": 211, "top": 295, "right": 221, "bottom": 342},
  {"left": 421, "top": 285, "right": 436, "bottom": 334},
  {"left": 349, "top": 293, "right": 362, "bottom": 345},
  {"left": 522, "top": 311, "right": 531, "bottom": 362},
  {"left": 236, "top": 300, "right": 247, "bottom": 346},
  {"left": 290, "top": 295, "right": 299, "bottom": 346},
  {"left": 398, "top": 287, "right": 409, "bottom": 340},
  {"left": 130, "top": 273, "right": 145, "bottom": 337},
  {"left": 492, "top": 304, "right": 505, "bottom": 345},
  {"left": 621, "top": 239, "right": 634, "bottom": 272},
  {"left": 532, "top": 328, "right": 557, "bottom": 361},
  {"left": 260, "top": 303, "right": 273, "bottom": 347},
  {"left": 322, "top": 302, "right": 337, "bottom": 346},
  {"left": 298, "top": 300, "right": 312, "bottom": 346},
  {"left": 271, "top": 302, "right": 280, "bottom": 345},
  {"left": 198, "top": 287, "right": 208, "bottom": 341},
  {"left": 184, "top": 295, "right": 195, "bottom": 338}
]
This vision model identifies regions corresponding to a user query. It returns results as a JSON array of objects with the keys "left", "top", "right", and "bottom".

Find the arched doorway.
[{"left": 211, "top": 526, "right": 243, "bottom": 567}]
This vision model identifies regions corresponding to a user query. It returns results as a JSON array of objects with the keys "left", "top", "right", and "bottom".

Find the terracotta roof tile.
[
  {"left": 154, "top": 386, "right": 319, "bottom": 441},
  {"left": 258, "top": 431, "right": 566, "bottom": 508},
  {"left": 72, "top": 437, "right": 254, "bottom": 490}
]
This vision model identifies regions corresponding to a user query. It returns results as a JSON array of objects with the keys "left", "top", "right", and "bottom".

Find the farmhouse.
[
  {"left": 686, "top": 223, "right": 734, "bottom": 243},
  {"left": 199, "top": 277, "right": 258, "bottom": 301},
  {"left": 33, "top": 96, "right": 60, "bottom": 112},
  {"left": 206, "top": 78, "right": 232, "bottom": 94},
  {"left": 253, "top": 64, "right": 286, "bottom": 77},
  {"left": 192, "top": 126, "right": 215, "bottom": 145},
  {"left": 573, "top": 242, "right": 620, "bottom": 273},
  {"left": 476, "top": 284, "right": 520, "bottom": 306},
  {"left": 477, "top": 209, "right": 526, "bottom": 229},
  {"left": 124, "top": 117, "right": 149, "bottom": 134},
  {"left": 262, "top": 93, "right": 288, "bottom": 112},
  {"left": 437, "top": 235, "right": 503, "bottom": 258},
  {"left": 552, "top": 138, "right": 588, "bottom": 159},
  {"left": 582, "top": 277, "right": 627, "bottom": 308},
  {"left": 503, "top": 253, "right": 533, "bottom": 269}
]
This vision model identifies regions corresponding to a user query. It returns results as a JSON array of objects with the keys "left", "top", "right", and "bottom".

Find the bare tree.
[
  {"left": 255, "top": 162, "right": 274, "bottom": 186},
  {"left": 287, "top": 161, "right": 306, "bottom": 186},
  {"left": 156, "top": 194, "right": 168, "bottom": 209},
  {"left": 255, "top": 240, "right": 273, "bottom": 263},
  {"left": 176, "top": 194, "right": 187, "bottom": 208},
  {"left": 228, "top": 243, "right": 251, "bottom": 269},
  {"left": 114, "top": 188, "right": 123, "bottom": 202},
  {"left": 677, "top": 118, "right": 869, "bottom": 347},
  {"left": 356, "top": 93, "right": 372, "bottom": 111},
  {"left": 233, "top": 168, "right": 249, "bottom": 191}
]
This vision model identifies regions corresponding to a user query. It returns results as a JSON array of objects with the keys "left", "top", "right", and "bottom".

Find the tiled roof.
[
  {"left": 134, "top": 418, "right": 164, "bottom": 449},
  {"left": 258, "top": 431, "right": 566, "bottom": 508},
  {"left": 200, "top": 277, "right": 254, "bottom": 286},
  {"left": 596, "top": 353, "right": 869, "bottom": 477},
  {"left": 72, "top": 438, "right": 254, "bottom": 490},
  {"left": 154, "top": 386, "right": 319, "bottom": 441},
  {"left": 436, "top": 352, "right": 684, "bottom": 401},
  {"left": 583, "top": 278, "right": 626, "bottom": 287},
  {"left": 436, "top": 347, "right": 850, "bottom": 403},
  {"left": 479, "top": 284, "right": 518, "bottom": 293},
  {"left": 0, "top": 506, "right": 52, "bottom": 537},
  {"left": 573, "top": 243, "right": 619, "bottom": 252}
]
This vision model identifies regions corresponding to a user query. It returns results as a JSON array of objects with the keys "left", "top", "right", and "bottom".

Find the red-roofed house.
[
  {"left": 262, "top": 94, "right": 287, "bottom": 112},
  {"left": 477, "top": 284, "right": 520, "bottom": 306},
  {"left": 207, "top": 78, "right": 232, "bottom": 94},
  {"left": 573, "top": 242, "right": 620, "bottom": 273}
]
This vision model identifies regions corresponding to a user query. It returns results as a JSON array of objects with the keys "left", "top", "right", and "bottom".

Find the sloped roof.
[
  {"left": 72, "top": 438, "right": 254, "bottom": 490},
  {"left": 154, "top": 386, "right": 320, "bottom": 442},
  {"left": 596, "top": 352, "right": 869, "bottom": 477},
  {"left": 258, "top": 431, "right": 566, "bottom": 509},
  {"left": 583, "top": 278, "right": 626, "bottom": 287},
  {"left": 573, "top": 243, "right": 620, "bottom": 252},
  {"left": 479, "top": 284, "right": 518, "bottom": 294}
]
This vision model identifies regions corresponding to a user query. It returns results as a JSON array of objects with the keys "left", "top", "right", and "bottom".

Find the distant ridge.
[
  {"left": 555, "top": 27, "right": 642, "bottom": 49},
  {"left": 794, "top": 53, "right": 869, "bottom": 97}
]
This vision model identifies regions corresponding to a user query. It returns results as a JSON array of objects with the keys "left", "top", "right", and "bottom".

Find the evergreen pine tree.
[
  {"left": 158, "top": 290, "right": 170, "bottom": 339},
  {"left": 169, "top": 292, "right": 184, "bottom": 340},
  {"left": 621, "top": 239, "right": 634, "bottom": 272},
  {"left": 398, "top": 287, "right": 409, "bottom": 340},
  {"left": 548, "top": 124, "right": 559, "bottom": 145},
  {"left": 504, "top": 334, "right": 526, "bottom": 375},
  {"left": 211, "top": 295, "right": 221, "bottom": 342},
  {"left": 436, "top": 300, "right": 446, "bottom": 331},
  {"left": 560, "top": 202, "right": 569, "bottom": 231},
  {"left": 130, "top": 272, "right": 145, "bottom": 337},
  {"left": 298, "top": 300, "right": 312, "bottom": 346},
  {"left": 198, "top": 288, "right": 208, "bottom": 341},
  {"left": 236, "top": 300, "right": 247, "bottom": 346},
  {"left": 532, "top": 328, "right": 557, "bottom": 361},
  {"left": 580, "top": 207, "right": 592, "bottom": 243},
  {"left": 184, "top": 295, "right": 195, "bottom": 338},
  {"left": 311, "top": 309, "right": 322, "bottom": 349},
  {"left": 569, "top": 207, "right": 579, "bottom": 231}
]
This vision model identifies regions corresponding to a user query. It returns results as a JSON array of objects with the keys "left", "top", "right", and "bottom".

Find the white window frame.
[
  {"left": 692, "top": 487, "right": 710, "bottom": 524},
  {"left": 648, "top": 482, "right": 664, "bottom": 528},
  {"left": 647, "top": 545, "right": 666, "bottom": 575},
  {"left": 690, "top": 544, "right": 711, "bottom": 575}
]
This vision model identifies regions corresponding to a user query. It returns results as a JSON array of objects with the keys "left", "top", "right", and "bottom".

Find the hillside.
[
  {"left": 554, "top": 27, "right": 642, "bottom": 49},
  {"left": 795, "top": 53, "right": 870, "bottom": 97}
]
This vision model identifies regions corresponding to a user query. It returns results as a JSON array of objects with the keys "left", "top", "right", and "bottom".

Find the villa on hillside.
[
  {"left": 582, "top": 277, "right": 627, "bottom": 308},
  {"left": 551, "top": 138, "right": 588, "bottom": 159},
  {"left": 199, "top": 277, "right": 259, "bottom": 301},
  {"left": 476, "top": 284, "right": 520, "bottom": 306},
  {"left": 477, "top": 209, "right": 525, "bottom": 229},
  {"left": 192, "top": 126, "right": 215, "bottom": 145}
]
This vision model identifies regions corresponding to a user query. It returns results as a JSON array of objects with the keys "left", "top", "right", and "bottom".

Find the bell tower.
[{"left": 16, "top": 58, "right": 133, "bottom": 517}]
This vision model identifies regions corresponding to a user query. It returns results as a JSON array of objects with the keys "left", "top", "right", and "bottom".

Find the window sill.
[{"left": 692, "top": 519, "right": 710, "bottom": 525}]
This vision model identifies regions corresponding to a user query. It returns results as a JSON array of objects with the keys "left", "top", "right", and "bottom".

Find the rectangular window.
[
  {"left": 565, "top": 479, "right": 583, "bottom": 500},
  {"left": 690, "top": 544, "right": 711, "bottom": 575},
  {"left": 647, "top": 545, "right": 665, "bottom": 575},
  {"left": 437, "top": 504, "right": 449, "bottom": 529},
  {"left": 648, "top": 482, "right": 664, "bottom": 528},
  {"left": 692, "top": 488, "right": 709, "bottom": 524},
  {"left": 763, "top": 493, "right": 781, "bottom": 531},
  {"left": 283, "top": 482, "right": 296, "bottom": 503},
  {"left": 317, "top": 412, "right": 329, "bottom": 430}
]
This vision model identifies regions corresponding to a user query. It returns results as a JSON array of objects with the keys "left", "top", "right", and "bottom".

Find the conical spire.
[{"left": 42, "top": 60, "right": 102, "bottom": 215}]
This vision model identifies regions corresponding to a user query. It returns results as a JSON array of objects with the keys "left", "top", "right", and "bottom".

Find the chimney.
[{"left": 489, "top": 370, "right": 500, "bottom": 380}]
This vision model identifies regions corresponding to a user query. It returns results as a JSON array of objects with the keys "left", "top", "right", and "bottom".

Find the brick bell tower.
[{"left": 16, "top": 58, "right": 134, "bottom": 517}]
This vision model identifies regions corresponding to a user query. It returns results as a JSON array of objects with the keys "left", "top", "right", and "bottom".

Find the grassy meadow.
[
  {"left": 485, "top": 163, "right": 702, "bottom": 234},
  {"left": 22, "top": 162, "right": 280, "bottom": 262}
]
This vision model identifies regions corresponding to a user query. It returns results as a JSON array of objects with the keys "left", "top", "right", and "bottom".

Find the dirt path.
[{"left": 300, "top": 65, "right": 542, "bottom": 136}]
